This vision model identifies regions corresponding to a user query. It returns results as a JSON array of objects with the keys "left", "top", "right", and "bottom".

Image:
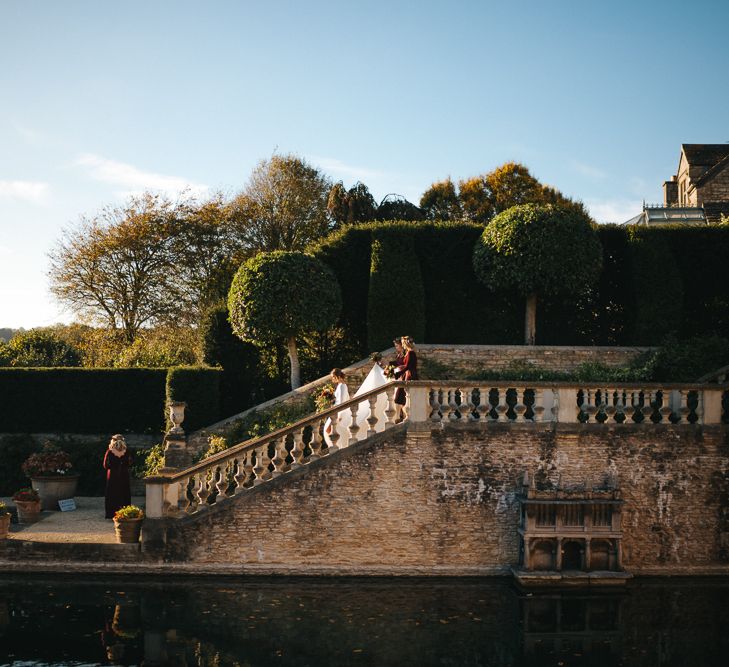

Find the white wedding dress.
[{"left": 324, "top": 364, "right": 389, "bottom": 447}]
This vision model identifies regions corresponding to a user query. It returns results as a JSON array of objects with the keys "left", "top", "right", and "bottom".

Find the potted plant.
[
  {"left": 12, "top": 488, "right": 42, "bottom": 524},
  {"left": 113, "top": 505, "right": 144, "bottom": 544},
  {"left": 0, "top": 502, "right": 11, "bottom": 539},
  {"left": 22, "top": 442, "right": 79, "bottom": 511}
]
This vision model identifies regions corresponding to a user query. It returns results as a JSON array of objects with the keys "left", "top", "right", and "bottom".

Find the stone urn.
[
  {"left": 31, "top": 474, "right": 80, "bottom": 511},
  {"left": 0, "top": 511, "right": 10, "bottom": 539},
  {"left": 14, "top": 498, "right": 41, "bottom": 524},
  {"left": 113, "top": 517, "right": 143, "bottom": 544}
]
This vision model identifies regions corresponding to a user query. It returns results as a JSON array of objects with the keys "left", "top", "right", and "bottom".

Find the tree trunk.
[
  {"left": 524, "top": 293, "right": 537, "bottom": 346},
  {"left": 287, "top": 336, "right": 301, "bottom": 389}
]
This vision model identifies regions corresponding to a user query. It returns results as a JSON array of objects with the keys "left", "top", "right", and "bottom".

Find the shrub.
[
  {"left": 113, "top": 505, "right": 144, "bottom": 520},
  {"left": 12, "top": 487, "right": 39, "bottom": 502},
  {"left": 194, "top": 435, "right": 230, "bottom": 463},
  {"left": 7, "top": 329, "right": 82, "bottom": 367},
  {"left": 133, "top": 443, "right": 165, "bottom": 479},
  {"left": 224, "top": 400, "right": 314, "bottom": 446},
  {"left": 166, "top": 366, "right": 222, "bottom": 432},
  {"left": 367, "top": 227, "right": 426, "bottom": 350},
  {"left": 635, "top": 335, "right": 729, "bottom": 382},
  {"left": 22, "top": 442, "right": 74, "bottom": 477}
]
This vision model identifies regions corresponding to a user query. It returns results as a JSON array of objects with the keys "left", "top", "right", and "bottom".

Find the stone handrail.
[
  {"left": 146, "top": 381, "right": 405, "bottom": 518},
  {"left": 146, "top": 380, "right": 725, "bottom": 519}
]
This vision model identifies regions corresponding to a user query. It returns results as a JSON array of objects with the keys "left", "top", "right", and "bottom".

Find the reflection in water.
[{"left": 0, "top": 577, "right": 726, "bottom": 666}]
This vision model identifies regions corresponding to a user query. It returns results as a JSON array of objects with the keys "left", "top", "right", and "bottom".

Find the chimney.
[{"left": 663, "top": 175, "right": 678, "bottom": 206}]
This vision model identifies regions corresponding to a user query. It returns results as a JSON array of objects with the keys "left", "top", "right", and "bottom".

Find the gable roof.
[{"left": 681, "top": 144, "right": 729, "bottom": 167}]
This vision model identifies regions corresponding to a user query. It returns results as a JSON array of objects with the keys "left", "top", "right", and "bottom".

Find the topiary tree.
[
  {"left": 228, "top": 251, "right": 342, "bottom": 389},
  {"left": 473, "top": 204, "right": 603, "bottom": 345}
]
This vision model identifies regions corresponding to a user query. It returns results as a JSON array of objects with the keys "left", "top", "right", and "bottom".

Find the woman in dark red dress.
[
  {"left": 103, "top": 434, "right": 133, "bottom": 519},
  {"left": 391, "top": 338, "right": 407, "bottom": 420},
  {"left": 395, "top": 336, "right": 418, "bottom": 420}
]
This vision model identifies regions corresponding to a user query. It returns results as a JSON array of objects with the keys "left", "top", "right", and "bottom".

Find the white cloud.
[
  {"left": 308, "top": 155, "right": 386, "bottom": 183},
  {"left": 585, "top": 198, "right": 643, "bottom": 224},
  {"left": 0, "top": 180, "right": 49, "bottom": 202},
  {"left": 570, "top": 160, "right": 607, "bottom": 180},
  {"left": 75, "top": 153, "right": 208, "bottom": 198}
]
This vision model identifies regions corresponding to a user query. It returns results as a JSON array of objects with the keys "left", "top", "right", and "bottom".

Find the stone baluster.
[
  {"left": 449, "top": 387, "right": 461, "bottom": 422},
  {"left": 347, "top": 404, "right": 361, "bottom": 445},
  {"left": 440, "top": 387, "right": 454, "bottom": 422},
  {"left": 309, "top": 419, "right": 325, "bottom": 459},
  {"left": 243, "top": 450, "right": 256, "bottom": 486},
  {"left": 582, "top": 389, "right": 598, "bottom": 423},
  {"left": 385, "top": 386, "right": 397, "bottom": 427},
  {"left": 460, "top": 387, "right": 476, "bottom": 422},
  {"left": 328, "top": 418, "right": 341, "bottom": 452},
  {"left": 195, "top": 471, "right": 211, "bottom": 507},
  {"left": 532, "top": 388, "right": 545, "bottom": 422},
  {"left": 291, "top": 427, "right": 306, "bottom": 468},
  {"left": 658, "top": 389, "right": 673, "bottom": 423},
  {"left": 614, "top": 391, "right": 626, "bottom": 424},
  {"left": 641, "top": 390, "right": 654, "bottom": 422},
  {"left": 604, "top": 389, "right": 617, "bottom": 423},
  {"left": 495, "top": 388, "right": 509, "bottom": 422},
  {"left": 215, "top": 464, "right": 229, "bottom": 500},
  {"left": 429, "top": 388, "right": 442, "bottom": 423},
  {"left": 678, "top": 390, "right": 690, "bottom": 423},
  {"left": 475, "top": 387, "right": 489, "bottom": 422},
  {"left": 252, "top": 444, "right": 271, "bottom": 484},
  {"left": 366, "top": 395, "right": 379, "bottom": 437},
  {"left": 514, "top": 387, "right": 527, "bottom": 422},
  {"left": 182, "top": 474, "right": 196, "bottom": 513},
  {"left": 233, "top": 456, "right": 247, "bottom": 492},
  {"left": 695, "top": 391, "right": 704, "bottom": 424},
  {"left": 270, "top": 437, "right": 288, "bottom": 477}
]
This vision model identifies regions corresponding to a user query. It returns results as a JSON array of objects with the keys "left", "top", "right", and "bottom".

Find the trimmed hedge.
[
  {"left": 367, "top": 227, "right": 426, "bottom": 350},
  {"left": 312, "top": 220, "right": 729, "bottom": 348},
  {"left": 0, "top": 368, "right": 167, "bottom": 433},
  {"left": 166, "top": 366, "right": 222, "bottom": 432}
]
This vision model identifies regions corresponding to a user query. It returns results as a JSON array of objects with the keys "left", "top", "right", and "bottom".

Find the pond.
[{"left": 0, "top": 576, "right": 727, "bottom": 666}]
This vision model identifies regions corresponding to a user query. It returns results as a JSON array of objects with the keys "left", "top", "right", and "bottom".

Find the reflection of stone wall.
[{"left": 164, "top": 423, "right": 729, "bottom": 575}]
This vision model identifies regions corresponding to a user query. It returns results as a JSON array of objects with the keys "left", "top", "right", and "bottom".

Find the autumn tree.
[
  {"left": 473, "top": 204, "right": 602, "bottom": 345},
  {"left": 420, "top": 178, "right": 462, "bottom": 220},
  {"left": 230, "top": 154, "right": 333, "bottom": 252},
  {"left": 327, "top": 181, "right": 378, "bottom": 226},
  {"left": 228, "top": 251, "right": 342, "bottom": 389},
  {"left": 375, "top": 194, "right": 424, "bottom": 221}
]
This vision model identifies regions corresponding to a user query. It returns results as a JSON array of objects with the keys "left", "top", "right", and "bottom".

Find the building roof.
[
  {"left": 682, "top": 144, "right": 729, "bottom": 167},
  {"left": 624, "top": 206, "right": 707, "bottom": 226}
]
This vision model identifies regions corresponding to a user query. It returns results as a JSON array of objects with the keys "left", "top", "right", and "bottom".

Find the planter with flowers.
[
  {"left": 12, "top": 488, "right": 42, "bottom": 524},
  {"left": 0, "top": 502, "right": 11, "bottom": 538},
  {"left": 22, "top": 443, "right": 79, "bottom": 511},
  {"left": 113, "top": 505, "right": 144, "bottom": 544}
]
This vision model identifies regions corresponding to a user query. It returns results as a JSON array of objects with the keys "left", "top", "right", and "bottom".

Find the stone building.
[{"left": 627, "top": 143, "right": 729, "bottom": 225}]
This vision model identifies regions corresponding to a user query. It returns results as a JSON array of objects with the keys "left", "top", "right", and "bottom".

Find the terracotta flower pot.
[
  {"left": 15, "top": 499, "right": 42, "bottom": 524},
  {"left": 31, "top": 474, "right": 80, "bottom": 511},
  {"left": 0, "top": 513, "right": 10, "bottom": 539},
  {"left": 113, "top": 517, "right": 143, "bottom": 544}
]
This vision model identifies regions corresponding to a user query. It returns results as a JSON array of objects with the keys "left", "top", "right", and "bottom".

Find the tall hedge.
[
  {"left": 166, "top": 366, "right": 222, "bottom": 432},
  {"left": 0, "top": 368, "right": 167, "bottom": 433},
  {"left": 366, "top": 227, "right": 426, "bottom": 350}
]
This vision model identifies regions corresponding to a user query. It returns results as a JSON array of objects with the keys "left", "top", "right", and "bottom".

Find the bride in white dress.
[{"left": 324, "top": 363, "right": 389, "bottom": 448}]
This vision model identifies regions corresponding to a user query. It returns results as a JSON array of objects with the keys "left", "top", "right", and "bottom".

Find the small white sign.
[{"left": 58, "top": 498, "right": 77, "bottom": 512}]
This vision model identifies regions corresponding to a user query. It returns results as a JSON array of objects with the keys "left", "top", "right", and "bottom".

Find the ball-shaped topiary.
[
  {"left": 228, "top": 251, "right": 342, "bottom": 388},
  {"left": 473, "top": 204, "right": 603, "bottom": 344}
]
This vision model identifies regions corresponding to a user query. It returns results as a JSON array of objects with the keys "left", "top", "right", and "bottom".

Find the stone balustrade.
[{"left": 146, "top": 380, "right": 726, "bottom": 519}]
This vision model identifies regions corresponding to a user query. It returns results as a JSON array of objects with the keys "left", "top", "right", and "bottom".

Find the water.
[{"left": 0, "top": 576, "right": 727, "bottom": 666}]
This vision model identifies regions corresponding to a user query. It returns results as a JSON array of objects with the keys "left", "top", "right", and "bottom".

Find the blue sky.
[{"left": 1, "top": 0, "right": 728, "bottom": 328}]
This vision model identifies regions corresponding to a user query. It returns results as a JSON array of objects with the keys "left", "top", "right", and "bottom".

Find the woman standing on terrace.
[{"left": 394, "top": 336, "right": 418, "bottom": 421}]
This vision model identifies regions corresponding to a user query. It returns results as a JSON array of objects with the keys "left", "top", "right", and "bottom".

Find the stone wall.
[
  {"left": 160, "top": 421, "right": 729, "bottom": 575},
  {"left": 698, "top": 165, "right": 729, "bottom": 206}
]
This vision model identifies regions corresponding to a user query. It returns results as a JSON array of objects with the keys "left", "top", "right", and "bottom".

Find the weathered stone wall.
[
  {"left": 697, "top": 165, "right": 729, "bottom": 205},
  {"left": 161, "top": 422, "right": 729, "bottom": 575}
]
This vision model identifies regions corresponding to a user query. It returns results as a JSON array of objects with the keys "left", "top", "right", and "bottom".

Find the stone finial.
[{"left": 168, "top": 401, "right": 187, "bottom": 435}]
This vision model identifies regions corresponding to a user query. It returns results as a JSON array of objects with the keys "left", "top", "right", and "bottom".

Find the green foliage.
[
  {"left": 200, "top": 304, "right": 261, "bottom": 415},
  {"left": 228, "top": 251, "right": 342, "bottom": 346},
  {"left": 375, "top": 194, "right": 424, "bottom": 221},
  {"left": 114, "top": 505, "right": 144, "bottom": 520},
  {"left": 0, "top": 368, "right": 167, "bottom": 433},
  {"left": 0, "top": 502, "right": 7, "bottom": 514},
  {"left": 420, "top": 179, "right": 462, "bottom": 221},
  {"left": 133, "top": 443, "right": 165, "bottom": 479},
  {"left": 473, "top": 203, "right": 603, "bottom": 298},
  {"left": 6, "top": 329, "right": 82, "bottom": 367},
  {"left": 194, "top": 435, "right": 230, "bottom": 463},
  {"left": 224, "top": 399, "right": 314, "bottom": 446},
  {"left": 635, "top": 335, "right": 729, "bottom": 382},
  {"left": 328, "top": 181, "right": 377, "bottom": 226},
  {"left": 627, "top": 226, "right": 684, "bottom": 344},
  {"left": 367, "top": 227, "right": 426, "bottom": 351},
  {"left": 166, "top": 366, "right": 222, "bottom": 432}
]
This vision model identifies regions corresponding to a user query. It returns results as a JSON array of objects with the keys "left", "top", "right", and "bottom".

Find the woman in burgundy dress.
[
  {"left": 391, "top": 338, "right": 407, "bottom": 420},
  {"left": 103, "top": 434, "right": 133, "bottom": 519},
  {"left": 395, "top": 336, "right": 418, "bottom": 420}
]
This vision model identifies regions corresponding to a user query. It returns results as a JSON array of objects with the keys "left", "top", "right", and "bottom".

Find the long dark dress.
[
  {"left": 394, "top": 351, "right": 418, "bottom": 405},
  {"left": 393, "top": 351, "right": 407, "bottom": 405},
  {"left": 104, "top": 450, "right": 133, "bottom": 519}
]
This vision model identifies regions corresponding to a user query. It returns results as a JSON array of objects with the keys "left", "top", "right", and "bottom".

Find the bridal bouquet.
[
  {"left": 383, "top": 363, "right": 398, "bottom": 379},
  {"left": 313, "top": 383, "right": 336, "bottom": 412}
]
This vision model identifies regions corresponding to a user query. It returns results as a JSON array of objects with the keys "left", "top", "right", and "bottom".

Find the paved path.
[{"left": 2, "top": 496, "right": 145, "bottom": 544}]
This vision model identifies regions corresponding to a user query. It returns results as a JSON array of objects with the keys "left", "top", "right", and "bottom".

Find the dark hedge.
[
  {"left": 165, "top": 366, "right": 222, "bottom": 432},
  {"left": 367, "top": 226, "right": 426, "bottom": 350},
  {"left": 0, "top": 368, "right": 167, "bottom": 434}
]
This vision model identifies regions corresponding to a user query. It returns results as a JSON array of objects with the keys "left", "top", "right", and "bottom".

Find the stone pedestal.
[{"left": 162, "top": 434, "right": 191, "bottom": 471}]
